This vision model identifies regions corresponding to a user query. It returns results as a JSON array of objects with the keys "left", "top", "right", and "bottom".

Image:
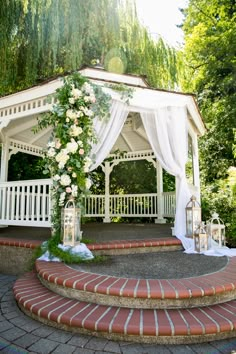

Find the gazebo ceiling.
[{"left": 5, "top": 111, "right": 151, "bottom": 154}]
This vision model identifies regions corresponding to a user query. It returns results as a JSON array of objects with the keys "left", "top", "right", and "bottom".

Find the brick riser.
[
  {"left": 87, "top": 238, "right": 183, "bottom": 256},
  {"left": 36, "top": 258, "right": 236, "bottom": 309},
  {"left": 14, "top": 272, "right": 236, "bottom": 345}
]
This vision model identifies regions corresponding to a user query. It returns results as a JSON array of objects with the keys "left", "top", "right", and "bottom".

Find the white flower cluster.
[
  {"left": 84, "top": 157, "right": 92, "bottom": 172},
  {"left": 70, "top": 125, "right": 83, "bottom": 137},
  {"left": 55, "top": 149, "right": 70, "bottom": 169},
  {"left": 46, "top": 78, "right": 98, "bottom": 209},
  {"left": 66, "top": 139, "right": 78, "bottom": 154}
]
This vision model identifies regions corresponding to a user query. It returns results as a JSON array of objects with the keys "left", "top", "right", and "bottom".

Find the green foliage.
[
  {"left": 8, "top": 152, "right": 48, "bottom": 181},
  {"left": 181, "top": 0, "right": 236, "bottom": 182},
  {"left": 105, "top": 83, "right": 134, "bottom": 104},
  {"left": 37, "top": 72, "right": 111, "bottom": 234},
  {"left": 201, "top": 170, "right": 236, "bottom": 246},
  {"left": 181, "top": 0, "right": 236, "bottom": 243},
  {"left": 0, "top": 0, "right": 180, "bottom": 96},
  {"left": 30, "top": 232, "right": 107, "bottom": 264},
  {"left": 46, "top": 232, "right": 108, "bottom": 264}
]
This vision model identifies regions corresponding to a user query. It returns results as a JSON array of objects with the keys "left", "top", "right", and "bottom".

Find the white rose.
[
  {"left": 58, "top": 162, "right": 65, "bottom": 169},
  {"left": 47, "top": 141, "right": 55, "bottom": 148},
  {"left": 47, "top": 147, "right": 56, "bottom": 157},
  {"left": 82, "top": 82, "right": 94, "bottom": 95},
  {"left": 76, "top": 111, "right": 83, "bottom": 118},
  {"left": 83, "top": 107, "right": 93, "bottom": 117},
  {"left": 84, "top": 157, "right": 92, "bottom": 172},
  {"left": 66, "top": 139, "right": 78, "bottom": 154},
  {"left": 70, "top": 125, "right": 83, "bottom": 137},
  {"left": 85, "top": 178, "right": 92, "bottom": 190},
  {"left": 72, "top": 88, "right": 82, "bottom": 99},
  {"left": 60, "top": 174, "right": 71, "bottom": 186},
  {"left": 71, "top": 184, "right": 78, "bottom": 197},
  {"left": 59, "top": 192, "right": 66, "bottom": 206},
  {"left": 66, "top": 109, "right": 77, "bottom": 120},
  {"left": 55, "top": 149, "right": 69, "bottom": 166},
  {"left": 69, "top": 97, "right": 75, "bottom": 104},
  {"left": 53, "top": 174, "right": 61, "bottom": 181}
]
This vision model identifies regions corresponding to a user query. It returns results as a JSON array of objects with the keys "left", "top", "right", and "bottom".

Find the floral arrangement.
[{"left": 37, "top": 73, "right": 111, "bottom": 234}]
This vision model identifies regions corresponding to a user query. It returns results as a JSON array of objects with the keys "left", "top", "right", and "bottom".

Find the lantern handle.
[{"left": 65, "top": 199, "right": 75, "bottom": 208}]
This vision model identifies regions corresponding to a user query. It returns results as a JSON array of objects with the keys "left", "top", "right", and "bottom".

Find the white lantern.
[
  {"left": 207, "top": 213, "right": 226, "bottom": 247},
  {"left": 186, "top": 195, "right": 202, "bottom": 238},
  {"left": 194, "top": 221, "right": 210, "bottom": 252},
  {"left": 61, "top": 199, "right": 82, "bottom": 246}
]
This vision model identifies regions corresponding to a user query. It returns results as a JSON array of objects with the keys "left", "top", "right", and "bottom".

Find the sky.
[{"left": 135, "top": 0, "right": 189, "bottom": 47}]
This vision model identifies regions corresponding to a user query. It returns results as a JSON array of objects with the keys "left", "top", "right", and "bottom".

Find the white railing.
[
  {"left": 0, "top": 179, "right": 176, "bottom": 226},
  {"left": 84, "top": 195, "right": 105, "bottom": 216},
  {"left": 84, "top": 192, "right": 175, "bottom": 218},
  {"left": 110, "top": 193, "right": 158, "bottom": 217},
  {"left": 163, "top": 192, "right": 176, "bottom": 217},
  {"left": 0, "top": 179, "right": 52, "bottom": 227}
]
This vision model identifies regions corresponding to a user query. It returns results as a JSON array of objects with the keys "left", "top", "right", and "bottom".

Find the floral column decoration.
[{"left": 37, "top": 73, "right": 111, "bottom": 247}]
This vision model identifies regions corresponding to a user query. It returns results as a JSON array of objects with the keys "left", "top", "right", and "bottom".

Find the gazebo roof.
[{"left": 0, "top": 67, "right": 205, "bottom": 156}]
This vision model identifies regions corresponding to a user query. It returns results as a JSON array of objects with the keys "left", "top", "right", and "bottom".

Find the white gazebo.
[{"left": 0, "top": 67, "right": 205, "bottom": 242}]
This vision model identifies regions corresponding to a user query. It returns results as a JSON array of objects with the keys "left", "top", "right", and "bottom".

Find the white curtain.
[
  {"left": 90, "top": 100, "right": 128, "bottom": 170},
  {"left": 141, "top": 106, "right": 193, "bottom": 249},
  {"left": 88, "top": 99, "right": 236, "bottom": 257}
]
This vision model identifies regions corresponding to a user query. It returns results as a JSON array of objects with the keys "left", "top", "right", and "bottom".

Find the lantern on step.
[
  {"left": 186, "top": 195, "right": 202, "bottom": 238},
  {"left": 207, "top": 213, "right": 226, "bottom": 247},
  {"left": 194, "top": 222, "right": 210, "bottom": 252},
  {"left": 61, "top": 199, "right": 82, "bottom": 246}
]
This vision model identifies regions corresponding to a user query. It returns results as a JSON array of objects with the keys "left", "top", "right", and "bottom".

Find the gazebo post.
[
  {"left": 102, "top": 161, "right": 111, "bottom": 223},
  {"left": 192, "top": 134, "right": 201, "bottom": 201},
  {"left": 155, "top": 160, "right": 166, "bottom": 224},
  {"left": 0, "top": 138, "right": 9, "bottom": 182}
]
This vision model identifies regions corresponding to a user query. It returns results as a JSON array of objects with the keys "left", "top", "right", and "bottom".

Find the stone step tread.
[
  {"left": 14, "top": 273, "right": 236, "bottom": 338},
  {"left": 36, "top": 258, "right": 236, "bottom": 300},
  {"left": 87, "top": 238, "right": 182, "bottom": 251}
]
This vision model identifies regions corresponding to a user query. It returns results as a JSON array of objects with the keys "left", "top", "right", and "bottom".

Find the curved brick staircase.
[{"left": 13, "top": 238, "right": 236, "bottom": 344}]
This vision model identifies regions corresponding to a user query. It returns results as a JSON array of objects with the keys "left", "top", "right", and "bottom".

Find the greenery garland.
[{"left": 37, "top": 73, "right": 111, "bottom": 238}]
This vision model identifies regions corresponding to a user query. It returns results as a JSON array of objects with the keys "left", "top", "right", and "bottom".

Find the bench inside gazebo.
[{"left": 0, "top": 67, "right": 205, "bottom": 240}]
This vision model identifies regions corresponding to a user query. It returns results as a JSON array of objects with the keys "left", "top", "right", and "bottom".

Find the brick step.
[
  {"left": 13, "top": 272, "right": 236, "bottom": 345},
  {"left": 36, "top": 258, "right": 236, "bottom": 309},
  {"left": 86, "top": 237, "right": 183, "bottom": 255}
]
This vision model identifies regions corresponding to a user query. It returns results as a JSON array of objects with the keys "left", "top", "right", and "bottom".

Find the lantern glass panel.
[
  {"left": 186, "top": 196, "right": 202, "bottom": 238},
  {"left": 186, "top": 210, "right": 192, "bottom": 236},
  {"left": 75, "top": 209, "right": 81, "bottom": 242}
]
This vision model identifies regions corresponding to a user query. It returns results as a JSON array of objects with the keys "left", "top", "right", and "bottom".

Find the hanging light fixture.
[
  {"left": 185, "top": 195, "right": 202, "bottom": 238},
  {"left": 61, "top": 199, "right": 82, "bottom": 247}
]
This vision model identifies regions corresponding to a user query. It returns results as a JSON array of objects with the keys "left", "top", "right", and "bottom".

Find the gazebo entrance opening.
[{"left": 0, "top": 112, "right": 179, "bottom": 227}]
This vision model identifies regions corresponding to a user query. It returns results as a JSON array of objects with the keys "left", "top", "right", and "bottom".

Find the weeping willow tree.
[{"left": 0, "top": 0, "right": 181, "bottom": 96}]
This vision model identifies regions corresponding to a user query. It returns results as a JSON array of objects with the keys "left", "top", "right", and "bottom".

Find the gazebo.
[{"left": 0, "top": 67, "right": 205, "bottom": 241}]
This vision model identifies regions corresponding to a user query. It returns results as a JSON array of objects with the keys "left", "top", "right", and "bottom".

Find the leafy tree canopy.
[
  {"left": 0, "top": 0, "right": 180, "bottom": 96},
  {"left": 181, "top": 0, "right": 236, "bottom": 182}
]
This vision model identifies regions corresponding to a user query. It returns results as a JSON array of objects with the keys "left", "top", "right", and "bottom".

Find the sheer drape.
[
  {"left": 90, "top": 100, "right": 128, "bottom": 170},
  {"left": 87, "top": 99, "right": 236, "bottom": 256},
  {"left": 141, "top": 106, "right": 192, "bottom": 249}
]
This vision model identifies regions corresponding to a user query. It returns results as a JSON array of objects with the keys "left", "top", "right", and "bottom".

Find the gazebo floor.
[{"left": 0, "top": 222, "right": 173, "bottom": 242}]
